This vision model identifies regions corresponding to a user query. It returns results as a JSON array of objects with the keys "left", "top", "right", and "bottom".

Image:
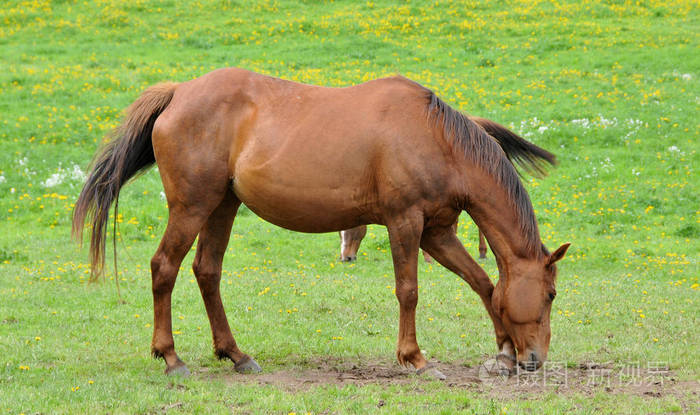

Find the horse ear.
[{"left": 547, "top": 243, "right": 570, "bottom": 266}]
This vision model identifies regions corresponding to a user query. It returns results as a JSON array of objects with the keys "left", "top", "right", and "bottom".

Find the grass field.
[{"left": 1, "top": 0, "right": 698, "bottom": 413}]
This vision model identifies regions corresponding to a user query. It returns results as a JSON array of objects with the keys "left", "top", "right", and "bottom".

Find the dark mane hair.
[{"left": 425, "top": 91, "right": 543, "bottom": 256}]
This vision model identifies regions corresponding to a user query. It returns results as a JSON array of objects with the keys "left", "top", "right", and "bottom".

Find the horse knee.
[{"left": 395, "top": 282, "right": 418, "bottom": 307}]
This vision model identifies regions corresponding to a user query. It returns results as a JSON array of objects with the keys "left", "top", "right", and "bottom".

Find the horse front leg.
[
  {"left": 386, "top": 213, "right": 445, "bottom": 379},
  {"left": 420, "top": 225, "right": 516, "bottom": 372}
]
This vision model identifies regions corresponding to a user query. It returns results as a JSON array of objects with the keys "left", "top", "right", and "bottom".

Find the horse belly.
[{"left": 232, "top": 166, "right": 372, "bottom": 233}]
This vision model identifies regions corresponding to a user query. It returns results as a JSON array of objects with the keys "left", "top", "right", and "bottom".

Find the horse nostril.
[{"left": 530, "top": 352, "right": 538, "bottom": 362}]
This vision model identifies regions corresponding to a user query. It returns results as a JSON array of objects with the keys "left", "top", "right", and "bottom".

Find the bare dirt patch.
[{"left": 200, "top": 356, "right": 698, "bottom": 403}]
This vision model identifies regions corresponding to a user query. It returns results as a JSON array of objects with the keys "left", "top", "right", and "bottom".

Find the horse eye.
[{"left": 548, "top": 292, "right": 556, "bottom": 301}]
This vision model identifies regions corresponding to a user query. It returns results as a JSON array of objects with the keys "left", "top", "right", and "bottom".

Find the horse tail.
[
  {"left": 469, "top": 116, "right": 557, "bottom": 177},
  {"left": 73, "top": 82, "right": 178, "bottom": 279}
]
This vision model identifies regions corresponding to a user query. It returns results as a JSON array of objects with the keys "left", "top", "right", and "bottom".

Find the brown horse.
[{"left": 73, "top": 68, "right": 569, "bottom": 378}]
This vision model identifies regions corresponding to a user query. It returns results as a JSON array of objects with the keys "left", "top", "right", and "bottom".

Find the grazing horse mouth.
[
  {"left": 517, "top": 351, "right": 542, "bottom": 371},
  {"left": 518, "top": 361, "right": 542, "bottom": 371}
]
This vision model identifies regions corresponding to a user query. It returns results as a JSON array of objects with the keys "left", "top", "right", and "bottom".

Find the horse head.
[
  {"left": 492, "top": 243, "right": 570, "bottom": 370},
  {"left": 339, "top": 227, "right": 367, "bottom": 262}
]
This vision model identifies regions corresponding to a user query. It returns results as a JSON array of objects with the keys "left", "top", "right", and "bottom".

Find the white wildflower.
[
  {"left": 70, "top": 164, "right": 86, "bottom": 181},
  {"left": 571, "top": 119, "right": 590, "bottom": 129},
  {"left": 42, "top": 173, "right": 64, "bottom": 187}
]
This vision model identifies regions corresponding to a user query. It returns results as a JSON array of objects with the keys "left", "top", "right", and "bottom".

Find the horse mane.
[{"left": 425, "top": 91, "right": 543, "bottom": 256}]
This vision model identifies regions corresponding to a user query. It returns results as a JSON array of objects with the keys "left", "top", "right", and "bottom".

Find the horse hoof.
[
  {"left": 416, "top": 364, "right": 446, "bottom": 380},
  {"left": 165, "top": 363, "right": 190, "bottom": 377},
  {"left": 235, "top": 356, "right": 262, "bottom": 374}
]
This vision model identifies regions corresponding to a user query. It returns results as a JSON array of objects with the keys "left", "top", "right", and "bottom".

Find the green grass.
[{"left": 1, "top": 0, "right": 698, "bottom": 413}]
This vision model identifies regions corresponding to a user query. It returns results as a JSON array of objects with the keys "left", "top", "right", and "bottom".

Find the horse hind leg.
[
  {"left": 191, "top": 190, "right": 261, "bottom": 373},
  {"left": 149, "top": 163, "right": 235, "bottom": 375},
  {"left": 478, "top": 229, "right": 488, "bottom": 259},
  {"left": 150, "top": 206, "right": 210, "bottom": 376}
]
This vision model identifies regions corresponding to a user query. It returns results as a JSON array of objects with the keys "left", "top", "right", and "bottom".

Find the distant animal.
[{"left": 74, "top": 68, "right": 569, "bottom": 379}]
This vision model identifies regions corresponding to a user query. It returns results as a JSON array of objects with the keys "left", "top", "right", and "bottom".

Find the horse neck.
[{"left": 462, "top": 170, "right": 542, "bottom": 268}]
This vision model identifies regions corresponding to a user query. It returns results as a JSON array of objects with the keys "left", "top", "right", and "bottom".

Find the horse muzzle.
[{"left": 517, "top": 350, "right": 543, "bottom": 371}]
